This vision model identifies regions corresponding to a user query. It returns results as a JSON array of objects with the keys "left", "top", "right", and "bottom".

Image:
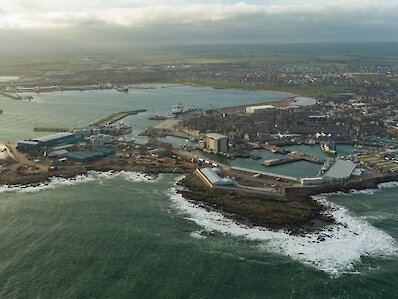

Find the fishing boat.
[
  {"left": 320, "top": 142, "right": 337, "bottom": 155},
  {"left": 171, "top": 104, "right": 197, "bottom": 116},
  {"left": 115, "top": 86, "right": 129, "bottom": 92}
]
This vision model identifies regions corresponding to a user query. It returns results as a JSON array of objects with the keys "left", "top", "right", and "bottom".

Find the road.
[{"left": 0, "top": 142, "right": 47, "bottom": 171}]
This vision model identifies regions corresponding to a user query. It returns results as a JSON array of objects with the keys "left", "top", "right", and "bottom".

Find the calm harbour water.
[{"left": 0, "top": 86, "right": 397, "bottom": 298}]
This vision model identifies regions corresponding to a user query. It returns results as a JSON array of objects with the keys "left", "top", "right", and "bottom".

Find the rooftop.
[
  {"left": 33, "top": 132, "right": 74, "bottom": 143},
  {"left": 16, "top": 140, "right": 40, "bottom": 145},
  {"left": 200, "top": 167, "right": 233, "bottom": 186},
  {"left": 324, "top": 159, "right": 356, "bottom": 179},
  {"left": 206, "top": 133, "right": 228, "bottom": 140},
  {"left": 247, "top": 105, "right": 275, "bottom": 110}
]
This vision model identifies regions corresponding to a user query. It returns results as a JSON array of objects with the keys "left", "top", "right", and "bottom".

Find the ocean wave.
[
  {"left": 0, "top": 174, "right": 96, "bottom": 194},
  {"left": 0, "top": 171, "right": 159, "bottom": 194},
  {"left": 316, "top": 181, "right": 398, "bottom": 198},
  {"left": 169, "top": 187, "right": 397, "bottom": 276},
  {"left": 190, "top": 230, "right": 208, "bottom": 240}
]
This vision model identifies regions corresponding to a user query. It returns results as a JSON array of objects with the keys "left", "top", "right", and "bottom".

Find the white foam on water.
[
  {"left": 168, "top": 187, "right": 397, "bottom": 276},
  {"left": 378, "top": 181, "right": 398, "bottom": 189},
  {"left": 0, "top": 171, "right": 159, "bottom": 194},
  {"left": 0, "top": 174, "right": 96, "bottom": 194},
  {"left": 190, "top": 230, "right": 208, "bottom": 240},
  {"left": 91, "top": 170, "right": 159, "bottom": 183}
]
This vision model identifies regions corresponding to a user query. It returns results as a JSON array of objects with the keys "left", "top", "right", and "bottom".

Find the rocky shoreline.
[
  {"left": 177, "top": 173, "right": 334, "bottom": 234},
  {"left": 1, "top": 159, "right": 397, "bottom": 234}
]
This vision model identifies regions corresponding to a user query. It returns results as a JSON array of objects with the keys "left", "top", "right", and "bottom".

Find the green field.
[{"left": 1, "top": 43, "right": 398, "bottom": 77}]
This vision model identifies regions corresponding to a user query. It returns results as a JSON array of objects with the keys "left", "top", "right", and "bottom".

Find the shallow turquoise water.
[{"left": 0, "top": 87, "right": 397, "bottom": 298}]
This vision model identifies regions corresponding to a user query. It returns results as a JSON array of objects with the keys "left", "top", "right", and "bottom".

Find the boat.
[
  {"left": 320, "top": 143, "right": 337, "bottom": 155},
  {"left": 115, "top": 86, "right": 129, "bottom": 92},
  {"left": 304, "top": 139, "right": 316, "bottom": 145},
  {"left": 250, "top": 154, "right": 262, "bottom": 160},
  {"left": 171, "top": 104, "right": 197, "bottom": 116}
]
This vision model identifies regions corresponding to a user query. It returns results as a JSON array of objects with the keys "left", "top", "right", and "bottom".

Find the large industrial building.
[
  {"left": 324, "top": 159, "right": 357, "bottom": 182},
  {"left": 17, "top": 132, "right": 80, "bottom": 152},
  {"left": 205, "top": 133, "right": 228, "bottom": 153},
  {"left": 67, "top": 149, "right": 115, "bottom": 163},
  {"left": 245, "top": 105, "right": 275, "bottom": 114},
  {"left": 198, "top": 168, "right": 234, "bottom": 186}
]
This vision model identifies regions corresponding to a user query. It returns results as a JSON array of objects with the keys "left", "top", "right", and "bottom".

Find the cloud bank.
[{"left": 0, "top": 1, "right": 397, "bottom": 55}]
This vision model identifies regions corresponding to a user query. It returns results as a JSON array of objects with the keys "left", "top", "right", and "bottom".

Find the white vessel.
[
  {"left": 320, "top": 143, "right": 337, "bottom": 155},
  {"left": 115, "top": 86, "right": 129, "bottom": 92},
  {"left": 171, "top": 104, "right": 197, "bottom": 116}
]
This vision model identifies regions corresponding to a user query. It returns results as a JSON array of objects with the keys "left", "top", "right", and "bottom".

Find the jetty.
[
  {"left": 262, "top": 157, "right": 300, "bottom": 166},
  {"left": 262, "top": 153, "right": 325, "bottom": 167},
  {"left": 91, "top": 110, "right": 146, "bottom": 126},
  {"left": 34, "top": 127, "right": 73, "bottom": 133},
  {"left": 0, "top": 91, "right": 21, "bottom": 100},
  {"left": 231, "top": 166, "right": 299, "bottom": 182}
]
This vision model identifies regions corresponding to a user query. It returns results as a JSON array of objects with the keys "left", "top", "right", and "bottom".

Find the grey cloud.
[{"left": 0, "top": 2, "right": 397, "bottom": 56}]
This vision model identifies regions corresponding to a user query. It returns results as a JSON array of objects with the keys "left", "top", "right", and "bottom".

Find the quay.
[
  {"left": 262, "top": 144, "right": 287, "bottom": 154},
  {"left": 34, "top": 127, "right": 73, "bottom": 133},
  {"left": 91, "top": 110, "right": 146, "bottom": 126},
  {"left": 231, "top": 166, "right": 299, "bottom": 182},
  {"left": 287, "top": 152, "right": 325, "bottom": 164},
  {"left": 0, "top": 90, "right": 21, "bottom": 100},
  {"left": 33, "top": 110, "right": 147, "bottom": 133},
  {"left": 262, "top": 153, "right": 325, "bottom": 167},
  {"left": 262, "top": 157, "right": 300, "bottom": 166}
]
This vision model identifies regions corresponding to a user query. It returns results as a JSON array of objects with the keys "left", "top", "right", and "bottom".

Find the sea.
[{"left": 0, "top": 86, "right": 397, "bottom": 298}]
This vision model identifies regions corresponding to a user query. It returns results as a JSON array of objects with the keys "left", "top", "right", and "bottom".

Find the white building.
[
  {"left": 205, "top": 133, "right": 228, "bottom": 153},
  {"left": 245, "top": 105, "right": 275, "bottom": 114},
  {"left": 300, "top": 177, "right": 324, "bottom": 186},
  {"left": 323, "top": 159, "right": 356, "bottom": 182}
]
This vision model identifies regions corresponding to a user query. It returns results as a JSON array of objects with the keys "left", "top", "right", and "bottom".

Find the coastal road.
[{"left": 0, "top": 142, "right": 47, "bottom": 171}]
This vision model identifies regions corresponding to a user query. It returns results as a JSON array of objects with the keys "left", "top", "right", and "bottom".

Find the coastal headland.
[{"left": 1, "top": 86, "right": 398, "bottom": 234}]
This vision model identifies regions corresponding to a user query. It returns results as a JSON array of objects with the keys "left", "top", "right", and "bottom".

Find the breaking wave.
[
  {"left": 168, "top": 181, "right": 398, "bottom": 276},
  {"left": 0, "top": 171, "right": 158, "bottom": 194}
]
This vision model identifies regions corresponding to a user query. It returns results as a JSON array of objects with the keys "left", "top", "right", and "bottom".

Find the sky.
[{"left": 0, "top": 0, "right": 397, "bottom": 55}]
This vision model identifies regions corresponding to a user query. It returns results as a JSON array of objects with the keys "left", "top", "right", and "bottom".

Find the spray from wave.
[
  {"left": 0, "top": 171, "right": 159, "bottom": 194},
  {"left": 168, "top": 181, "right": 398, "bottom": 276}
]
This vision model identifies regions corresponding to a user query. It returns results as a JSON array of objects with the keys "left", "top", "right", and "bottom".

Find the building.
[
  {"left": 300, "top": 177, "right": 324, "bottom": 186},
  {"left": 205, "top": 133, "right": 228, "bottom": 153},
  {"left": 16, "top": 141, "right": 40, "bottom": 152},
  {"left": 245, "top": 105, "right": 275, "bottom": 114},
  {"left": 48, "top": 149, "right": 69, "bottom": 158},
  {"left": 32, "top": 132, "right": 77, "bottom": 147},
  {"left": 323, "top": 159, "right": 356, "bottom": 182},
  {"left": 198, "top": 168, "right": 233, "bottom": 186},
  {"left": 67, "top": 149, "right": 115, "bottom": 163},
  {"left": 17, "top": 132, "right": 81, "bottom": 152}
]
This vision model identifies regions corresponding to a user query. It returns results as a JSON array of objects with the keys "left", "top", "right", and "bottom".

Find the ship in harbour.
[
  {"left": 320, "top": 142, "right": 337, "bottom": 155},
  {"left": 171, "top": 104, "right": 198, "bottom": 116},
  {"left": 115, "top": 86, "right": 129, "bottom": 92}
]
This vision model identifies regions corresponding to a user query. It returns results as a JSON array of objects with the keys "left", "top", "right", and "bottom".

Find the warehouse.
[
  {"left": 199, "top": 168, "right": 234, "bottom": 186},
  {"left": 32, "top": 132, "right": 77, "bottom": 147},
  {"left": 205, "top": 133, "right": 228, "bottom": 153},
  {"left": 323, "top": 159, "right": 356, "bottom": 182},
  {"left": 300, "top": 177, "right": 324, "bottom": 186},
  {"left": 17, "top": 132, "right": 81, "bottom": 152},
  {"left": 245, "top": 105, "right": 275, "bottom": 114},
  {"left": 16, "top": 140, "right": 41, "bottom": 152},
  {"left": 67, "top": 149, "right": 115, "bottom": 163},
  {"left": 48, "top": 149, "right": 69, "bottom": 158}
]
